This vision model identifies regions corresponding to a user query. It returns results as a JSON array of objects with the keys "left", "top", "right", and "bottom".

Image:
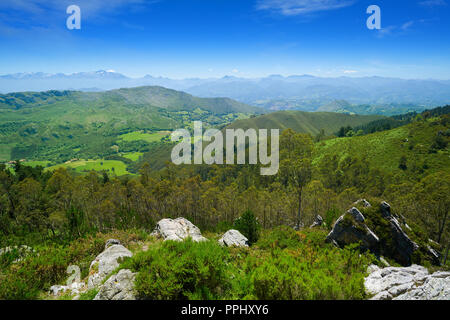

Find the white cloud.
[
  {"left": 0, "top": 0, "right": 150, "bottom": 16},
  {"left": 257, "top": 0, "right": 356, "bottom": 16},
  {"left": 343, "top": 70, "right": 357, "bottom": 74},
  {"left": 418, "top": 0, "right": 446, "bottom": 6},
  {"left": 232, "top": 69, "right": 239, "bottom": 73},
  {"left": 401, "top": 21, "right": 414, "bottom": 31}
]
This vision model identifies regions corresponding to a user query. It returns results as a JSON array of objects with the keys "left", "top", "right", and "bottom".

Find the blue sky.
[{"left": 0, "top": 0, "right": 449, "bottom": 79}]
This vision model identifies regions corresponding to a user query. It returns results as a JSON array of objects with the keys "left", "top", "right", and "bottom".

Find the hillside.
[
  {"left": 314, "top": 115, "right": 450, "bottom": 179},
  {"left": 0, "top": 87, "right": 260, "bottom": 163},
  {"left": 0, "top": 86, "right": 261, "bottom": 114},
  {"left": 225, "top": 110, "right": 384, "bottom": 135}
]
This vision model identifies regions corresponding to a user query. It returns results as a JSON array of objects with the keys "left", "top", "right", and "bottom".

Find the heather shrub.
[{"left": 120, "top": 239, "right": 232, "bottom": 300}]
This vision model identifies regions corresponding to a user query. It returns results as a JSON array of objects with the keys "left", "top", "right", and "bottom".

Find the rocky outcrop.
[
  {"left": 218, "top": 229, "right": 249, "bottom": 247},
  {"left": 365, "top": 264, "right": 450, "bottom": 300},
  {"left": 326, "top": 208, "right": 379, "bottom": 251},
  {"left": 326, "top": 201, "right": 432, "bottom": 266},
  {"left": 378, "top": 202, "right": 419, "bottom": 266},
  {"left": 87, "top": 244, "right": 133, "bottom": 289},
  {"left": 309, "top": 215, "right": 323, "bottom": 228},
  {"left": 94, "top": 269, "right": 136, "bottom": 300},
  {"left": 151, "top": 217, "right": 207, "bottom": 242}
]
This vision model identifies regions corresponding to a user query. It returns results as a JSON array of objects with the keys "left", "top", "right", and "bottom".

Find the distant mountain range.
[{"left": 1, "top": 71, "right": 449, "bottom": 114}]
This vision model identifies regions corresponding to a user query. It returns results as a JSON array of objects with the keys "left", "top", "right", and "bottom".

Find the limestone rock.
[
  {"left": 87, "top": 244, "right": 132, "bottom": 289},
  {"left": 365, "top": 264, "right": 450, "bottom": 300},
  {"left": 347, "top": 207, "right": 365, "bottom": 223},
  {"left": 380, "top": 201, "right": 391, "bottom": 218},
  {"left": 309, "top": 215, "right": 323, "bottom": 228},
  {"left": 326, "top": 214, "right": 379, "bottom": 251},
  {"left": 94, "top": 269, "right": 136, "bottom": 300},
  {"left": 105, "top": 239, "right": 121, "bottom": 250},
  {"left": 218, "top": 229, "right": 249, "bottom": 247},
  {"left": 385, "top": 211, "right": 419, "bottom": 266},
  {"left": 151, "top": 217, "right": 207, "bottom": 242}
]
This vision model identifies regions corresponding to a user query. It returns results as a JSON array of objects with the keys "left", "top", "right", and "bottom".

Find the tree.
[
  {"left": 414, "top": 172, "right": 450, "bottom": 244},
  {"left": 233, "top": 210, "right": 260, "bottom": 245},
  {"left": 399, "top": 155, "right": 407, "bottom": 170},
  {"left": 279, "top": 129, "right": 313, "bottom": 228}
]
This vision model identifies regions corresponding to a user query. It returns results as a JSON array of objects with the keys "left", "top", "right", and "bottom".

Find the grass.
[
  {"left": 121, "top": 152, "right": 144, "bottom": 162},
  {"left": 23, "top": 160, "right": 51, "bottom": 167},
  {"left": 119, "top": 131, "right": 171, "bottom": 143},
  {"left": 46, "top": 159, "right": 131, "bottom": 176}
]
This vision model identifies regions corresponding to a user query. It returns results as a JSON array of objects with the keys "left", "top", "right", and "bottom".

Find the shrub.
[
  {"left": 237, "top": 242, "right": 373, "bottom": 300},
  {"left": 256, "top": 226, "right": 302, "bottom": 250},
  {"left": 324, "top": 208, "right": 341, "bottom": 230},
  {"left": 233, "top": 210, "right": 260, "bottom": 245},
  {"left": 120, "top": 239, "right": 232, "bottom": 300}
]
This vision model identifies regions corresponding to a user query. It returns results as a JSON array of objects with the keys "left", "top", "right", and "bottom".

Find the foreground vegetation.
[
  {"left": 0, "top": 226, "right": 376, "bottom": 300},
  {"left": 0, "top": 106, "right": 448, "bottom": 300}
]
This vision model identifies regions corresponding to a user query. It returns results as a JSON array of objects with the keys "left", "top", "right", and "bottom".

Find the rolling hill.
[
  {"left": 225, "top": 110, "right": 384, "bottom": 136},
  {"left": 0, "top": 86, "right": 261, "bottom": 114},
  {"left": 0, "top": 86, "right": 261, "bottom": 163}
]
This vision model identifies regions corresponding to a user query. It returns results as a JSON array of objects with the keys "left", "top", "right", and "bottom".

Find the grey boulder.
[
  {"left": 326, "top": 214, "right": 379, "bottom": 251},
  {"left": 218, "top": 229, "right": 249, "bottom": 247},
  {"left": 94, "top": 269, "right": 136, "bottom": 300},
  {"left": 151, "top": 217, "right": 207, "bottom": 242},
  {"left": 87, "top": 244, "right": 133, "bottom": 289}
]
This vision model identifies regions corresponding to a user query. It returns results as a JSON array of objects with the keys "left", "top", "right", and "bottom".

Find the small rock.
[
  {"left": 218, "top": 230, "right": 249, "bottom": 247},
  {"left": 94, "top": 269, "right": 136, "bottom": 300},
  {"left": 49, "top": 285, "right": 68, "bottom": 296},
  {"left": 105, "top": 239, "right": 121, "bottom": 250},
  {"left": 309, "top": 215, "right": 323, "bottom": 228},
  {"left": 151, "top": 217, "right": 207, "bottom": 242}
]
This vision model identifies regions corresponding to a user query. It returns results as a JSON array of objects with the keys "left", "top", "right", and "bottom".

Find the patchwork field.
[
  {"left": 46, "top": 159, "right": 131, "bottom": 176},
  {"left": 118, "top": 131, "right": 171, "bottom": 143}
]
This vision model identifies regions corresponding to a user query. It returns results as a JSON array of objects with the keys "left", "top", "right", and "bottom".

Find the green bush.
[
  {"left": 233, "top": 210, "right": 260, "bottom": 245},
  {"left": 256, "top": 226, "right": 302, "bottom": 250},
  {"left": 120, "top": 239, "right": 232, "bottom": 300},
  {"left": 239, "top": 244, "right": 373, "bottom": 300},
  {"left": 325, "top": 208, "right": 341, "bottom": 230},
  {"left": 0, "top": 237, "right": 105, "bottom": 299}
]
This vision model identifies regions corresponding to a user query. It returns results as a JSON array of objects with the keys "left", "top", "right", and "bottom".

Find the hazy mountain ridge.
[
  {"left": 1, "top": 71, "right": 449, "bottom": 113},
  {"left": 0, "top": 86, "right": 261, "bottom": 114}
]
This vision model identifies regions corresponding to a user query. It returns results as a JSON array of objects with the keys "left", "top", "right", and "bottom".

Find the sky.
[{"left": 0, "top": 0, "right": 449, "bottom": 79}]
